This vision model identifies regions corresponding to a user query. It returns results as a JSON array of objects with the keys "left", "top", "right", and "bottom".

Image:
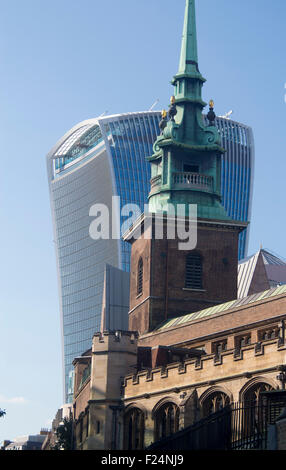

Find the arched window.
[
  {"left": 244, "top": 382, "right": 274, "bottom": 406},
  {"left": 185, "top": 252, "right": 203, "bottom": 290},
  {"left": 202, "top": 391, "right": 230, "bottom": 417},
  {"left": 137, "top": 257, "right": 143, "bottom": 295},
  {"left": 242, "top": 382, "right": 275, "bottom": 439},
  {"left": 155, "top": 402, "right": 179, "bottom": 440},
  {"left": 124, "top": 408, "right": 145, "bottom": 450}
]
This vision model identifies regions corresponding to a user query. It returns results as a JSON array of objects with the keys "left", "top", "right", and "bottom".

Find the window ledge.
[{"left": 183, "top": 288, "right": 206, "bottom": 293}]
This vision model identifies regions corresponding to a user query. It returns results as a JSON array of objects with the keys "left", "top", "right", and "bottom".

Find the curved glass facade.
[
  {"left": 47, "top": 111, "right": 254, "bottom": 402},
  {"left": 47, "top": 112, "right": 161, "bottom": 402},
  {"left": 215, "top": 117, "right": 254, "bottom": 260}
]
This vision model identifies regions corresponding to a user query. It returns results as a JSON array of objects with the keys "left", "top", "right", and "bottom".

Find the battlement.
[
  {"left": 92, "top": 330, "right": 138, "bottom": 353},
  {"left": 123, "top": 338, "right": 286, "bottom": 399}
]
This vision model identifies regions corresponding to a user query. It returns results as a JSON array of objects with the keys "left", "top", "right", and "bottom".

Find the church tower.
[{"left": 124, "top": 0, "right": 247, "bottom": 334}]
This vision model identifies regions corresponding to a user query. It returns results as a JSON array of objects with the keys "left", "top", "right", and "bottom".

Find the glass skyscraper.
[
  {"left": 214, "top": 116, "right": 255, "bottom": 260},
  {"left": 47, "top": 111, "right": 254, "bottom": 402}
]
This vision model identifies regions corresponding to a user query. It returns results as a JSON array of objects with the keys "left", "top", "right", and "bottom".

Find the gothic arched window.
[
  {"left": 155, "top": 402, "right": 179, "bottom": 441},
  {"left": 124, "top": 408, "right": 145, "bottom": 450},
  {"left": 185, "top": 252, "right": 203, "bottom": 290},
  {"left": 242, "top": 382, "right": 275, "bottom": 439},
  {"left": 244, "top": 382, "right": 274, "bottom": 406},
  {"left": 202, "top": 391, "right": 230, "bottom": 417},
  {"left": 137, "top": 257, "right": 143, "bottom": 295}
]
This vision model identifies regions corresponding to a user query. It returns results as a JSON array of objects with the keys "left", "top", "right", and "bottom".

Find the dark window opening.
[
  {"left": 124, "top": 408, "right": 144, "bottom": 450},
  {"left": 96, "top": 421, "right": 100, "bottom": 434},
  {"left": 260, "top": 328, "right": 279, "bottom": 342},
  {"left": 184, "top": 164, "right": 199, "bottom": 173},
  {"left": 234, "top": 335, "right": 251, "bottom": 355},
  {"left": 212, "top": 340, "right": 227, "bottom": 362},
  {"left": 155, "top": 403, "right": 179, "bottom": 441},
  {"left": 79, "top": 419, "right": 83, "bottom": 443},
  {"left": 137, "top": 257, "right": 143, "bottom": 295},
  {"left": 185, "top": 253, "right": 203, "bottom": 290},
  {"left": 86, "top": 413, "right": 89, "bottom": 437}
]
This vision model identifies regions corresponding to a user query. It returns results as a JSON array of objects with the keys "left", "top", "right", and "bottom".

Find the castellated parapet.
[
  {"left": 123, "top": 338, "right": 285, "bottom": 404},
  {"left": 92, "top": 330, "right": 138, "bottom": 350}
]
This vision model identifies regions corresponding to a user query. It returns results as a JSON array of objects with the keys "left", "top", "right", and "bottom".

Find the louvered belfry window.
[
  {"left": 185, "top": 252, "right": 203, "bottom": 290},
  {"left": 137, "top": 257, "right": 143, "bottom": 295}
]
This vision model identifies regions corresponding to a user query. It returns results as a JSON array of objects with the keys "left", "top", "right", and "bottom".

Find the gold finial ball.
[
  {"left": 170, "top": 95, "right": 176, "bottom": 104},
  {"left": 161, "top": 109, "right": 167, "bottom": 118},
  {"left": 209, "top": 99, "right": 214, "bottom": 108}
]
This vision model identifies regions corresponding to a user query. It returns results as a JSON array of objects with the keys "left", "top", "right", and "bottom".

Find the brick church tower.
[{"left": 124, "top": 0, "right": 247, "bottom": 334}]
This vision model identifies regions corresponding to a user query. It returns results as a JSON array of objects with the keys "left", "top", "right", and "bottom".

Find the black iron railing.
[
  {"left": 148, "top": 406, "right": 232, "bottom": 451},
  {"left": 147, "top": 397, "right": 286, "bottom": 451},
  {"left": 231, "top": 401, "right": 268, "bottom": 450}
]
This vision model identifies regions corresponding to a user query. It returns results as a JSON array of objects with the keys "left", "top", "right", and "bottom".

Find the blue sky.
[{"left": 0, "top": 0, "right": 286, "bottom": 443}]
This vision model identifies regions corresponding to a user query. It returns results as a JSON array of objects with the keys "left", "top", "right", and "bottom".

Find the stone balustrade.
[{"left": 172, "top": 172, "right": 213, "bottom": 191}]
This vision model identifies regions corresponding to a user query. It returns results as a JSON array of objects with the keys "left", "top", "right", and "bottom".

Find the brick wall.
[
  {"left": 128, "top": 217, "right": 241, "bottom": 334},
  {"left": 138, "top": 295, "right": 286, "bottom": 348}
]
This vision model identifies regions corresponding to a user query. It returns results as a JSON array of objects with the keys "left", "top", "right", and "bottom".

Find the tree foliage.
[
  {"left": 0, "top": 409, "right": 6, "bottom": 418},
  {"left": 52, "top": 417, "right": 73, "bottom": 450}
]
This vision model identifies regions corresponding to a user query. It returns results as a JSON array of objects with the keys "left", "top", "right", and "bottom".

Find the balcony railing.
[
  {"left": 172, "top": 172, "right": 213, "bottom": 191},
  {"left": 150, "top": 172, "right": 213, "bottom": 193}
]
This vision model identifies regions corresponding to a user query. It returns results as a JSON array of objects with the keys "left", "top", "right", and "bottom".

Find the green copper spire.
[
  {"left": 147, "top": 0, "right": 230, "bottom": 221},
  {"left": 178, "top": 0, "right": 199, "bottom": 77},
  {"left": 171, "top": 0, "right": 212, "bottom": 141},
  {"left": 173, "top": 0, "right": 207, "bottom": 112}
]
